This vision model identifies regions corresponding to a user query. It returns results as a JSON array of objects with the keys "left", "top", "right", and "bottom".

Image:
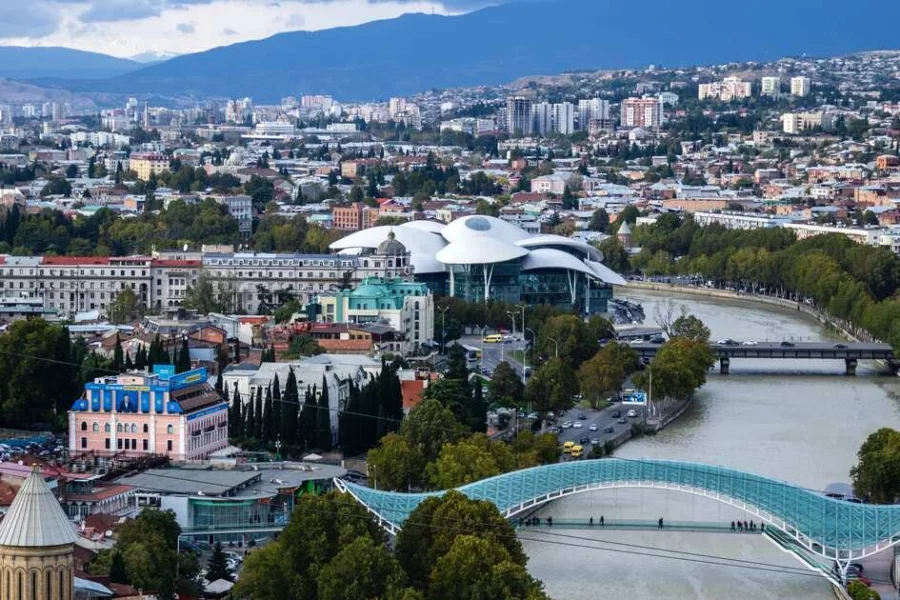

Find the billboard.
[
  {"left": 622, "top": 391, "right": 647, "bottom": 405},
  {"left": 153, "top": 364, "right": 176, "bottom": 380},
  {"left": 169, "top": 368, "right": 208, "bottom": 391}
]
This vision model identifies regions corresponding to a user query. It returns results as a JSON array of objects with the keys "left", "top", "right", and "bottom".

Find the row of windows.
[
  {"left": 81, "top": 421, "right": 175, "bottom": 435},
  {"left": 2, "top": 566, "right": 68, "bottom": 600},
  {"left": 207, "top": 259, "right": 351, "bottom": 267},
  {"left": 80, "top": 437, "right": 174, "bottom": 452}
]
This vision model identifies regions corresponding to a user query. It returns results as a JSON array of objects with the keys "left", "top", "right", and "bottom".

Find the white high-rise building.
[
  {"left": 698, "top": 77, "right": 752, "bottom": 102},
  {"left": 534, "top": 102, "right": 553, "bottom": 136},
  {"left": 761, "top": 77, "right": 781, "bottom": 97},
  {"left": 791, "top": 76, "right": 811, "bottom": 97},
  {"left": 621, "top": 96, "right": 663, "bottom": 130},
  {"left": 578, "top": 98, "right": 610, "bottom": 130},
  {"left": 552, "top": 102, "right": 575, "bottom": 135}
]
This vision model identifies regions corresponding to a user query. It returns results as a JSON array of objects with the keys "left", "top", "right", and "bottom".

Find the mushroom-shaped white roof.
[
  {"left": 0, "top": 468, "right": 77, "bottom": 548},
  {"left": 440, "top": 215, "right": 531, "bottom": 244},
  {"left": 436, "top": 237, "right": 529, "bottom": 265},
  {"left": 585, "top": 259, "right": 628, "bottom": 286},
  {"left": 515, "top": 234, "right": 604, "bottom": 262},
  {"left": 330, "top": 225, "right": 448, "bottom": 274},
  {"left": 520, "top": 248, "right": 598, "bottom": 277},
  {"left": 400, "top": 220, "right": 446, "bottom": 234}
]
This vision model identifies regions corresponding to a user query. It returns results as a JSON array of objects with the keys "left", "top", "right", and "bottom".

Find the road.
[
  {"left": 554, "top": 402, "right": 644, "bottom": 451},
  {"left": 459, "top": 335, "right": 530, "bottom": 378}
]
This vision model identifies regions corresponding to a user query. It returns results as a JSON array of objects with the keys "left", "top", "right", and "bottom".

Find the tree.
[
  {"left": 578, "top": 342, "right": 638, "bottom": 406},
  {"left": 633, "top": 338, "right": 715, "bottom": 403},
  {"left": 183, "top": 272, "right": 222, "bottom": 314},
  {"left": 366, "top": 433, "right": 426, "bottom": 491},
  {"left": 596, "top": 237, "right": 630, "bottom": 274},
  {"left": 113, "top": 333, "right": 124, "bottom": 372},
  {"left": 317, "top": 537, "right": 409, "bottom": 600},
  {"left": 847, "top": 580, "right": 881, "bottom": 600},
  {"left": 525, "top": 358, "right": 579, "bottom": 421},
  {"left": 670, "top": 314, "right": 711, "bottom": 343},
  {"left": 429, "top": 535, "right": 549, "bottom": 600},
  {"left": 425, "top": 433, "right": 515, "bottom": 489},
  {"left": 176, "top": 336, "right": 192, "bottom": 373},
  {"left": 536, "top": 314, "right": 598, "bottom": 369},
  {"left": 616, "top": 204, "right": 639, "bottom": 228},
  {"left": 487, "top": 361, "right": 524, "bottom": 408},
  {"left": 851, "top": 428, "right": 900, "bottom": 504},
  {"left": 316, "top": 376, "right": 333, "bottom": 451},
  {"left": 207, "top": 542, "right": 235, "bottom": 582},
  {"left": 398, "top": 399, "right": 467, "bottom": 463},
  {"left": 108, "top": 287, "right": 139, "bottom": 324},
  {"left": 232, "top": 544, "right": 292, "bottom": 600},
  {"left": 109, "top": 551, "right": 128, "bottom": 584},
  {"left": 588, "top": 208, "right": 610, "bottom": 232}
]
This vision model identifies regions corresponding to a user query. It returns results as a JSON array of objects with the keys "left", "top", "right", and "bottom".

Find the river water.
[{"left": 522, "top": 288, "right": 900, "bottom": 600}]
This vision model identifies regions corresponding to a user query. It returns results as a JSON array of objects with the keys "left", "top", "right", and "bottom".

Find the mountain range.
[
  {"left": 0, "top": 47, "right": 138, "bottom": 80},
  {"left": 10, "top": 0, "right": 900, "bottom": 102}
]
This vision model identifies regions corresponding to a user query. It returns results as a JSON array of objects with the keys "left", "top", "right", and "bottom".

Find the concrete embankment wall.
[{"left": 618, "top": 281, "right": 867, "bottom": 343}]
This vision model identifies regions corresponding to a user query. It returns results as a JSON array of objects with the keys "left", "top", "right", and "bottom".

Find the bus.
[
  {"left": 483, "top": 334, "right": 504, "bottom": 343},
  {"left": 462, "top": 345, "right": 481, "bottom": 369}
]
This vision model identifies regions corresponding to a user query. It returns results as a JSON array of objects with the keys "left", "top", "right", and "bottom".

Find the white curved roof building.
[{"left": 331, "top": 216, "right": 625, "bottom": 313}]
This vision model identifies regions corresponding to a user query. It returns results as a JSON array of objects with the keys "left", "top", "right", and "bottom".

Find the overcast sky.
[{"left": 0, "top": 0, "right": 514, "bottom": 59}]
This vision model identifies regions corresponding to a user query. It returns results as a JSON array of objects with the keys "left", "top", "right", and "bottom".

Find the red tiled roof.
[
  {"left": 42, "top": 256, "right": 111, "bottom": 265},
  {"left": 401, "top": 380, "right": 426, "bottom": 410},
  {"left": 151, "top": 259, "right": 202, "bottom": 267},
  {"left": 66, "top": 484, "right": 133, "bottom": 503},
  {"left": 0, "top": 256, "right": 5, "bottom": 265}
]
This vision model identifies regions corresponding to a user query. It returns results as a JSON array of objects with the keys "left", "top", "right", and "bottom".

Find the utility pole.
[
  {"left": 547, "top": 336, "right": 559, "bottom": 359},
  {"left": 438, "top": 305, "right": 449, "bottom": 355}
]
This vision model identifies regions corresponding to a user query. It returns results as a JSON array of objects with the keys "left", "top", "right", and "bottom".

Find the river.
[{"left": 522, "top": 288, "right": 900, "bottom": 600}]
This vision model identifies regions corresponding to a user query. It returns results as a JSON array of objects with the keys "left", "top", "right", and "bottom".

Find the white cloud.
[{"left": 0, "top": 0, "right": 462, "bottom": 57}]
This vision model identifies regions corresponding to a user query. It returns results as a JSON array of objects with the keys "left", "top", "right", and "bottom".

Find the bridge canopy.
[{"left": 337, "top": 458, "right": 900, "bottom": 560}]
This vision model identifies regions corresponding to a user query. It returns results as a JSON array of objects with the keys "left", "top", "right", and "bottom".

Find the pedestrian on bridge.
[
  {"left": 743, "top": 520, "right": 749, "bottom": 531},
  {"left": 760, "top": 522, "right": 765, "bottom": 533},
  {"left": 589, "top": 517, "right": 593, "bottom": 527},
  {"left": 750, "top": 520, "right": 755, "bottom": 531},
  {"left": 737, "top": 521, "right": 743, "bottom": 532},
  {"left": 658, "top": 517, "right": 664, "bottom": 529},
  {"left": 600, "top": 515, "right": 604, "bottom": 526},
  {"left": 731, "top": 521, "right": 736, "bottom": 531}
]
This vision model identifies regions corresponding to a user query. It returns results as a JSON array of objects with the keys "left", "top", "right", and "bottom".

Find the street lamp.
[
  {"left": 547, "top": 336, "right": 559, "bottom": 359},
  {"left": 479, "top": 325, "right": 488, "bottom": 375},
  {"left": 437, "top": 305, "right": 450, "bottom": 355},
  {"left": 274, "top": 438, "right": 282, "bottom": 461},
  {"left": 524, "top": 327, "right": 536, "bottom": 386}
]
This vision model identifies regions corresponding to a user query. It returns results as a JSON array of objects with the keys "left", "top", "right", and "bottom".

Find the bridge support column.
[
  {"left": 845, "top": 358, "right": 857, "bottom": 376},
  {"left": 835, "top": 559, "right": 850, "bottom": 585},
  {"left": 719, "top": 357, "right": 730, "bottom": 375}
]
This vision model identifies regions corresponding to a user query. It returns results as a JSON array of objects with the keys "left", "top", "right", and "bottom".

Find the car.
[
  {"left": 579, "top": 436, "right": 591, "bottom": 445},
  {"left": 573, "top": 422, "right": 583, "bottom": 429},
  {"left": 578, "top": 413, "right": 587, "bottom": 420},
  {"left": 742, "top": 340, "right": 758, "bottom": 346},
  {"left": 834, "top": 343, "right": 848, "bottom": 349},
  {"left": 589, "top": 424, "right": 598, "bottom": 432},
  {"left": 617, "top": 418, "right": 627, "bottom": 424},
  {"left": 603, "top": 426, "right": 614, "bottom": 434},
  {"left": 626, "top": 409, "right": 638, "bottom": 418},
  {"left": 780, "top": 341, "right": 795, "bottom": 347},
  {"left": 716, "top": 338, "right": 736, "bottom": 345},
  {"left": 591, "top": 438, "right": 601, "bottom": 445},
  {"left": 611, "top": 410, "right": 621, "bottom": 418},
  {"left": 562, "top": 441, "right": 575, "bottom": 453},
  {"left": 561, "top": 421, "right": 572, "bottom": 429},
  {"left": 650, "top": 336, "right": 665, "bottom": 344}
]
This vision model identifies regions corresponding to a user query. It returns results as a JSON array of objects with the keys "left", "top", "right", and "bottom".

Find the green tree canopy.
[
  {"left": 487, "top": 361, "right": 524, "bottom": 408},
  {"left": 425, "top": 433, "right": 515, "bottom": 489},
  {"left": 851, "top": 428, "right": 900, "bottom": 504},
  {"left": 525, "top": 358, "right": 579, "bottom": 419}
]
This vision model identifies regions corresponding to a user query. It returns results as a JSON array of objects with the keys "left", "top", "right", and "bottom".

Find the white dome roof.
[
  {"left": 585, "top": 259, "right": 628, "bottom": 286},
  {"left": 400, "top": 220, "right": 446, "bottom": 234},
  {"left": 515, "top": 234, "right": 604, "bottom": 262},
  {"left": 330, "top": 225, "right": 447, "bottom": 274},
  {"left": 440, "top": 215, "right": 531, "bottom": 244},
  {"left": 436, "top": 236, "right": 529, "bottom": 265},
  {"left": 520, "top": 248, "right": 597, "bottom": 277}
]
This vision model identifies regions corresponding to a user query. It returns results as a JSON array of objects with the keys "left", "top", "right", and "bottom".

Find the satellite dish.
[{"left": 183, "top": 243, "right": 188, "bottom": 252}]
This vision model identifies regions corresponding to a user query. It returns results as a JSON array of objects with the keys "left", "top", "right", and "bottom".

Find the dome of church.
[{"left": 376, "top": 231, "right": 407, "bottom": 256}]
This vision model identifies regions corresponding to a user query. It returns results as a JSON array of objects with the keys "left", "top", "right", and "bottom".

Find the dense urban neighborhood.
[{"left": 4, "top": 25, "right": 900, "bottom": 600}]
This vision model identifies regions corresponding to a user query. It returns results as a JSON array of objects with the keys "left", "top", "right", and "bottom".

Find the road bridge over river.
[{"left": 628, "top": 341, "right": 895, "bottom": 375}]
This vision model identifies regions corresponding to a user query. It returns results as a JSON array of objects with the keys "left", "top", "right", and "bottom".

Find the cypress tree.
[
  {"left": 298, "top": 386, "right": 314, "bottom": 449},
  {"left": 109, "top": 551, "right": 128, "bottom": 584},
  {"left": 230, "top": 382, "right": 243, "bottom": 440},
  {"left": 254, "top": 385, "right": 264, "bottom": 440},
  {"left": 177, "top": 337, "right": 192, "bottom": 373},
  {"left": 245, "top": 390, "right": 256, "bottom": 440},
  {"left": 263, "top": 386, "right": 274, "bottom": 444},
  {"left": 124, "top": 352, "right": 133, "bottom": 371},
  {"left": 113, "top": 333, "right": 124, "bottom": 372},
  {"left": 215, "top": 371, "right": 223, "bottom": 393},
  {"left": 135, "top": 345, "right": 146, "bottom": 370},
  {"left": 281, "top": 368, "right": 299, "bottom": 446},
  {"left": 316, "top": 376, "right": 332, "bottom": 451},
  {"left": 471, "top": 379, "right": 488, "bottom": 434}
]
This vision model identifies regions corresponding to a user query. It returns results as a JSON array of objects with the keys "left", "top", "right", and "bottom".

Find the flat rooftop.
[{"left": 115, "top": 463, "right": 346, "bottom": 498}]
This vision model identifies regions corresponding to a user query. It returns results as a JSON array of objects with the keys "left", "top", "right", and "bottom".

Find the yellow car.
[
  {"left": 562, "top": 441, "right": 575, "bottom": 454},
  {"left": 483, "top": 334, "right": 503, "bottom": 343},
  {"left": 570, "top": 445, "right": 584, "bottom": 458}
]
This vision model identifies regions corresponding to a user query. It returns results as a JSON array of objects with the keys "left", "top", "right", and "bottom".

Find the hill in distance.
[
  {"left": 62, "top": 0, "right": 900, "bottom": 101},
  {"left": 0, "top": 46, "right": 139, "bottom": 80}
]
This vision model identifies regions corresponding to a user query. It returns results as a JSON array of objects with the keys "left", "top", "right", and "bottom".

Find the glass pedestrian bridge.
[{"left": 335, "top": 458, "right": 900, "bottom": 563}]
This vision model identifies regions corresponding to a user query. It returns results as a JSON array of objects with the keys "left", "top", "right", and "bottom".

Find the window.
[
  {"left": 143, "top": 424, "right": 149, "bottom": 433},
  {"left": 117, "top": 439, "right": 122, "bottom": 449},
  {"left": 143, "top": 439, "right": 149, "bottom": 451},
  {"left": 131, "top": 424, "right": 137, "bottom": 433},
  {"left": 167, "top": 424, "right": 174, "bottom": 434},
  {"left": 105, "top": 439, "right": 110, "bottom": 449},
  {"left": 81, "top": 437, "right": 87, "bottom": 449},
  {"left": 92, "top": 422, "right": 99, "bottom": 433},
  {"left": 117, "top": 423, "right": 123, "bottom": 433},
  {"left": 81, "top": 422, "right": 87, "bottom": 431},
  {"left": 167, "top": 440, "right": 173, "bottom": 452},
  {"left": 105, "top": 423, "right": 111, "bottom": 433}
]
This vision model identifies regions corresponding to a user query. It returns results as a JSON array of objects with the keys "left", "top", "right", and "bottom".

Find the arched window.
[
  {"left": 92, "top": 422, "right": 100, "bottom": 433},
  {"left": 131, "top": 424, "right": 137, "bottom": 434},
  {"left": 117, "top": 423, "right": 123, "bottom": 433},
  {"left": 59, "top": 570, "right": 65, "bottom": 600},
  {"left": 80, "top": 422, "right": 87, "bottom": 431},
  {"left": 46, "top": 571, "right": 51, "bottom": 600},
  {"left": 31, "top": 570, "right": 36, "bottom": 600},
  {"left": 143, "top": 424, "right": 149, "bottom": 433},
  {"left": 105, "top": 423, "right": 111, "bottom": 433},
  {"left": 17, "top": 572, "right": 21, "bottom": 600},
  {"left": 167, "top": 424, "right": 174, "bottom": 435}
]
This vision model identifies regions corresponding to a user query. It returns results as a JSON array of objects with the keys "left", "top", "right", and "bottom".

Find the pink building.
[{"left": 69, "top": 366, "right": 228, "bottom": 461}]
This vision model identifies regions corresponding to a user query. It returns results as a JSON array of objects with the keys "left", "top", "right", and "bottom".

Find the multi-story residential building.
[
  {"left": 534, "top": 102, "right": 553, "bottom": 136},
  {"left": 621, "top": 97, "right": 663, "bottom": 130},
  {"left": 698, "top": 77, "right": 752, "bottom": 101},
  {"left": 782, "top": 111, "right": 837, "bottom": 134},
  {"left": 506, "top": 97, "right": 534, "bottom": 136},
  {"left": 332, "top": 202, "right": 380, "bottom": 231},
  {"left": 761, "top": 76, "right": 781, "bottom": 97},
  {"left": 209, "top": 194, "right": 253, "bottom": 237},
  {"left": 791, "top": 76, "right": 811, "bottom": 97},
  {"left": 553, "top": 102, "right": 575, "bottom": 135},
  {"left": 694, "top": 211, "right": 792, "bottom": 230},
  {"left": 130, "top": 152, "right": 169, "bottom": 181},
  {"left": 0, "top": 255, "right": 200, "bottom": 318},
  {"left": 69, "top": 366, "right": 228, "bottom": 460},
  {"left": 578, "top": 98, "right": 610, "bottom": 129},
  {"left": 784, "top": 223, "right": 880, "bottom": 245},
  {"left": 316, "top": 274, "right": 434, "bottom": 355}
]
